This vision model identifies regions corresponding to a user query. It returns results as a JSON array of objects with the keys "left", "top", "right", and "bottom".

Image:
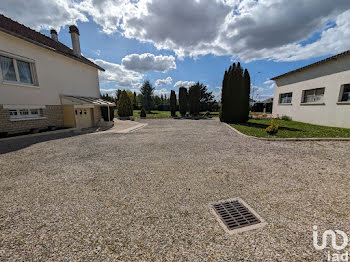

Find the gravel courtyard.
[{"left": 1, "top": 119, "right": 350, "bottom": 261}]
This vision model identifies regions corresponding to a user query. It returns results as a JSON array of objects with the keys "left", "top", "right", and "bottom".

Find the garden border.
[{"left": 224, "top": 123, "right": 350, "bottom": 141}]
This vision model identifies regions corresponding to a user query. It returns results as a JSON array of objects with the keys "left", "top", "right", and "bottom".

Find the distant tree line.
[{"left": 100, "top": 80, "right": 220, "bottom": 118}]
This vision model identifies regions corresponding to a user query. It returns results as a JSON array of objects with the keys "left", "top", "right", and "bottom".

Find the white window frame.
[
  {"left": 0, "top": 50, "right": 39, "bottom": 87},
  {"left": 338, "top": 84, "right": 350, "bottom": 103},
  {"left": 4, "top": 105, "right": 46, "bottom": 121},
  {"left": 279, "top": 92, "right": 293, "bottom": 104},
  {"left": 301, "top": 87, "right": 325, "bottom": 104}
]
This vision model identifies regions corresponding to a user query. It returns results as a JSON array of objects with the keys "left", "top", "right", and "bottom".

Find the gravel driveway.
[{"left": 1, "top": 119, "right": 350, "bottom": 261}]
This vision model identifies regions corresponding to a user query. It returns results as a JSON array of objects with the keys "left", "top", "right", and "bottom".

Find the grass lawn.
[{"left": 230, "top": 119, "right": 350, "bottom": 138}]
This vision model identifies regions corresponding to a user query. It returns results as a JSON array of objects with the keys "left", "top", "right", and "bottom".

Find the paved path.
[{"left": 0, "top": 119, "right": 350, "bottom": 261}]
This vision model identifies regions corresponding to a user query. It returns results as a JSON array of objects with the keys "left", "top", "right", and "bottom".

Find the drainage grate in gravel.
[{"left": 211, "top": 198, "right": 266, "bottom": 234}]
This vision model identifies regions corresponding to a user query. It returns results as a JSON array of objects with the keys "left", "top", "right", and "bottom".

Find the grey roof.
[{"left": 62, "top": 95, "right": 115, "bottom": 106}]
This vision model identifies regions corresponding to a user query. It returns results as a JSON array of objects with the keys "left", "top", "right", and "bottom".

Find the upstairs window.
[
  {"left": 0, "top": 53, "right": 38, "bottom": 85},
  {"left": 279, "top": 92, "right": 292, "bottom": 104},
  {"left": 340, "top": 84, "right": 350, "bottom": 102},
  {"left": 302, "top": 88, "right": 325, "bottom": 103}
]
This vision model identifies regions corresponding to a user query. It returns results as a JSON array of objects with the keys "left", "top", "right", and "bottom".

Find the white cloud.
[
  {"left": 174, "top": 81, "right": 195, "bottom": 88},
  {"left": 89, "top": 58, "right": 143, "bottom": 87},
  {"left": 155, "top": 77, "right": 172, "bottom": 86},
  {"left": 154, "top": 88, "right": 170, "bottom": 97},
  {"left": 0, "top": 0, "right": 88, "bottom": 32},
  {"left": 121, "top": 53, "right": 176, "bottom": 73},
  {"left": 263, "top": 80, "right": 276, "bottom": 90},
  {"left": 3, "top": 0, "right": 350, "bottom": 62},
  {"left": 100, "top": 88, "right": 118, "bottom": 96}
]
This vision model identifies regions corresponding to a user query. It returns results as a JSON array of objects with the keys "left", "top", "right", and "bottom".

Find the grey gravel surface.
[{"left": 1, "top": 119, "right": 350, "bottom": 261}]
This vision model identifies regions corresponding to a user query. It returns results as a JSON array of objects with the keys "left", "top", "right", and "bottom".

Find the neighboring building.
[
  {"left": 272, "top": 50, "right": 350, "bottom": 128},
  {"left": 251, "top": 98, "right": 273, "bottom": 113},
  {"left": 0, "top": 14, "right": 115, "bottom": 136}
]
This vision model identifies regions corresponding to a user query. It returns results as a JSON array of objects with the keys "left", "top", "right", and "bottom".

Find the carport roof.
[{"left": 61, "top": 95, "right": 116, "bottom": 106}]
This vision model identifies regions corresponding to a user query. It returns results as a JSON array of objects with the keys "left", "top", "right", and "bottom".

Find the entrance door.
[{"left": 75, "top": 108, "right": 93, "bottom": 128}]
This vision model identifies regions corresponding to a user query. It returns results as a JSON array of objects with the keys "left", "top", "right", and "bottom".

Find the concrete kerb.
[
  {"left": 114, "top": 123, "right": 148, "bottom": 134},
  {"left": 224, "top": 123, "right": 350, "bottom": 142}
]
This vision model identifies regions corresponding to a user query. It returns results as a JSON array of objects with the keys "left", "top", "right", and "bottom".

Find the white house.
[
  {"left": 272, "top": 50, "right": 350, "bottom": 128},
  {"left": 0, "top": 14, "right": 115, "bottom": 136}
]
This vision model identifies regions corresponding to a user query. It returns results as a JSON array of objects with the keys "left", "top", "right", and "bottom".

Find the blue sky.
[{"left": 3, "top": 0, "right": 350, "bottom": 101}]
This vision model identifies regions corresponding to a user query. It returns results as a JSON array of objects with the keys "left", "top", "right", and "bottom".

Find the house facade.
[
  {"left": 0, "top": 14, "right": 114, "bottom": 136},
  {"left": 272, "top": 50, "right": 350, "bottom": 128}
]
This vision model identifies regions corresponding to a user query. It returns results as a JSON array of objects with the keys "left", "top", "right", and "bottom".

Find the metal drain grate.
[{"left": 211, "top": 198, "right": 266, "bottom": 234}]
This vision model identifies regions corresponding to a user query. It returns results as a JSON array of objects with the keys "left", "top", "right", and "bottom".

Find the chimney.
[
  {"left": 69, "top": 25, "right": 81, "bottom": 57},
  {"left": 50, "top": 29, "right": 58, "bottom": 42}
]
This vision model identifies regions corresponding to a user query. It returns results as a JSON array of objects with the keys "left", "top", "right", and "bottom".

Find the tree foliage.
[
  {"left": 220, "top": 62, "right": 250, "bottom": 123},
  {"left": 179, "top": 87, "right": 188, "bottom": 116},
  {"left": 118, "top": 90, "right": 133, "bottom": 117},
  {"left": 140, "top": 80, "right": 154, "bottom": 112},
  {"left": 188, "top": 84, "right": 201, "bottom": 116},
  {"left": 196, "top": 82, "right": 215, "bottom": 111},
  {"left": 170, "top": 90, "right": 177, "bottom": 117}
]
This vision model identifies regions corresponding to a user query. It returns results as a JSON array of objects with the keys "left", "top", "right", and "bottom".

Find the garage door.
[{"left": 75, "top": 108, "right": 93, "bottom": 128}]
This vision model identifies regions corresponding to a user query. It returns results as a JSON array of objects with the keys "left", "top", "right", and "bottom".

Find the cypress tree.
[
  {"left": 170, "top": 90, "right": 177, "bottom": 117},
  {"left": 189, "top": 84, "right": 200, "bottom": 116},
  {"left": 118, "top": 90, "right": 133, "bottom": 117},
  {"left": 179, "top": 87, "right": 188, "bottom": 116},
  {"left": 220, "top": 62, "right": 251, "bottom": 123}
]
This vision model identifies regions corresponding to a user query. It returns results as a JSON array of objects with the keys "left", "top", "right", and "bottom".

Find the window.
[
  {"left": 0, "top": 54, "right": 38, "bottom": 85},
  {"left": 340, "top": 84, "right": 350, "bottom": 102},
  {"left": 302, "top": 88, "right": 325, "bottom": 103},
  {"left": 279, "top": 92, "right": 292, "bottom": 104},
  {"left": 9, "top": 108, "right": 43, "bottom": 120}
]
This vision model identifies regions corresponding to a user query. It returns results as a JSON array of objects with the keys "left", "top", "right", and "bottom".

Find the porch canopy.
[{"left": 61, "top": 95, "right": 116, "bottom": 107}]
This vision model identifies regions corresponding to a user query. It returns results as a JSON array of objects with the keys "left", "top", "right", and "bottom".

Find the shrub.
[
  {"left": 281, "top": 115, "right": 292, "bottom": 121},
  {"left": 170, "top": 90, "right": 177, "bottom": 117},
  {"left": 140, "top": 107, "right": 146, "bottom": 118},
  {"left": 266, "top": 119, "right": 279, "bottom": 135},
  {"left": 118, "top": 90, "right": 133, "bottom": 117},
  {"left": 188, "top": 85, "right": 200, "bottom": 116},
  {"left": 179, "top": 87, "right": 188, "bottom": 116}
]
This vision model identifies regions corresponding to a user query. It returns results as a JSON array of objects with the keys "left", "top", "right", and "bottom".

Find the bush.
[
  {"left": 281, "top": 115, "right": 292, "bottom": 121},
  {"left": 118, "top": 90, "right": 133, "bottom": 117},
  {"left": 266, "top": 119, "right": 279, "bottom": 135},
  {"left": 140, "top": 107, "right": 146, "bottom": 118}
]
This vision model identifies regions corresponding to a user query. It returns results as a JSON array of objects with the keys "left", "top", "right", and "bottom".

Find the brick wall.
[{"left": 0, "top": 105, "right": 64, "bottom": 135}]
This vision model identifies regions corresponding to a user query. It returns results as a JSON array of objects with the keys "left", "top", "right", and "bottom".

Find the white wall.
[
  {"left": 272, "top": 55, "right": 350, "bottom": 128},
  {"left": 0, "top": 31, "right": 100, "bottom": 106}
]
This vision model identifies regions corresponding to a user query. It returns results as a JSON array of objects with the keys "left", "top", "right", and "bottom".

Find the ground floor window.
[
  {"left": 302, "top": 88, "right": 325, "bottom": 103},
  {"left": 9, "top": 108, "right": 43, "bottom": 120},
  {"left": 279, "top": 92, "right": 292, "bottom": 104},
  {"left": 340, "top": 84, "right": 350, "bottom": 102}
]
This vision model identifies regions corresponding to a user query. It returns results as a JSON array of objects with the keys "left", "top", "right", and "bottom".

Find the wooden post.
[{"left": 107, "top": 106, "right": 111, "bottom": 122}]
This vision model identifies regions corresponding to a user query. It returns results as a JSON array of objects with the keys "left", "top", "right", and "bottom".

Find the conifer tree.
[
  {"left": 179, "top": 87, "right": 188, "bottom": 116},
  {"left": 170, "top": 90, "right": 177, "bottom": 117}
]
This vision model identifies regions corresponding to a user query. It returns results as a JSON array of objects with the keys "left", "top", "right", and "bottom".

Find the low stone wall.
[{"left": 0, "top": 105, "right": 64, "bottom": 135}]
